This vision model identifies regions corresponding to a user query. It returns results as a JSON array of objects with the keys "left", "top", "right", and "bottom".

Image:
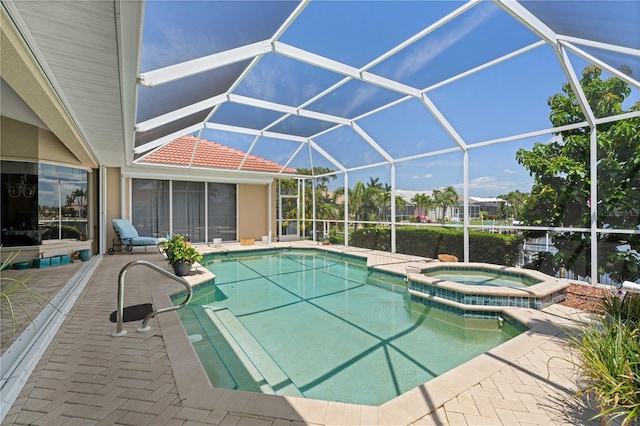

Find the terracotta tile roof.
[{"left": 140, "top": 136, "right": 296, "bottom": 174}]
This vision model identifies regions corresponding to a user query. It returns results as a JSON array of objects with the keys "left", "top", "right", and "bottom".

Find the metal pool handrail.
[{"left": 112, "top": 259, "right": 193, "bottom": 337}]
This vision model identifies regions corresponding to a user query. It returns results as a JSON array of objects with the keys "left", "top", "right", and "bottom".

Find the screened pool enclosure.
[{"left": 4, "top": 0, "right": 638, "bottom": 285}]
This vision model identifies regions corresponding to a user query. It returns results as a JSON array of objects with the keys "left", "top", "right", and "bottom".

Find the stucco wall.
[
  {"left": 1, "top": 117, "right": 83, "bottom": 167},
  {"left": 238, "top": 184, "right": 269, "bottom": 241},
  {"left": 1, "top": 117, "right": 38, "bottom": 160},
  {"left": 105, "top": 167, "right": 122, "bottom": 253},
  {"left": 38, "top": 127, "right": 81, "bottom": 165}
]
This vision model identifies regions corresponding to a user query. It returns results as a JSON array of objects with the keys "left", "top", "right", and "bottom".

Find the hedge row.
[{"left": 349, "top": 226, "right": 524, "bottom": 266}]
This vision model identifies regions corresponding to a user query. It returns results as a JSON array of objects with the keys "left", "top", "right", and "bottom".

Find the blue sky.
[{"left": 139, "top": 1, "right": 639, "bottom": 198}]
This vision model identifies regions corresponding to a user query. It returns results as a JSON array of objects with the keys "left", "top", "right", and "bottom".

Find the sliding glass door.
[{"left": 131, "top": 179, "right": 237, "bottom": 243}]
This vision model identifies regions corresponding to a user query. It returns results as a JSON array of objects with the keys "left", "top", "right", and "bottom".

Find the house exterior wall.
[
  {"left": 238, "top": 183, "right": 270, "bottom": 241},
  {"left": 38, "top": 127, "right": 83, "bottom": 166},
  {"left": 0, "top": 117, "right": 39, "bottom": 160},
  {"left": 105, "top": 168, "right": 122, "bottom": 252},
  {"left": 1, "top": 117, "right": 84, "bottom": 168}
]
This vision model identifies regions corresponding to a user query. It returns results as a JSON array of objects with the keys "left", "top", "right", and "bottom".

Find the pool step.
[
  {"left": 205, "top": 307, "right": 303, "bottom": 397},
  {"left": 179, "top": 307, "right": 238, "bottom": 390}
]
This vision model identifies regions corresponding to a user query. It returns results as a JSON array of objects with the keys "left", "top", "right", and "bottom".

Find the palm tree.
[
  {"left": 65, "top": 194, "right": 75, "bottom": 208},
  {"left": 333, "top": 180, "right": 380, "bottom": 228},
  {"left": 496, "top": 200, "right": 509, "bottom": 220},
  {"left": 367, "top": 177, "right": 382, "bottom": 190},
  {"left": 411, "top": 193, "right": 433, "bottom": 221},
  {"left": 74, "top": 188, "right": 86, "bottom": 217},
  {"left": 503, "top": 190, "right": 528, "bottom": 220},
  {"left": 378, "top": 188, "right": 391, "bottom": 221},
  {"left": 65, "top": 188, "right": 86, "bottom": 217},
  {"left": 432, "top": 186, "right": 458, "bottom": 223},
  {"left": 394, "top": 195, "right": 407, "bottom": 220}
]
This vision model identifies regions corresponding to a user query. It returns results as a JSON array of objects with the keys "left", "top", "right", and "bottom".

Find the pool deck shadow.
[{"left": 3, "top": 241, "right": 600, "bottom": 425}]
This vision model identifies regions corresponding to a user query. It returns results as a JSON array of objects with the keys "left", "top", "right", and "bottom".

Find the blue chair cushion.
[
  {"left": 112, "top": 219, "right": 139, "bottom": 240},
  {"left": 130, "top": 236, "right": 163, "bottom": 246},
  {"left": 112, "top": 219, "right": 165, "bottom": 246}
]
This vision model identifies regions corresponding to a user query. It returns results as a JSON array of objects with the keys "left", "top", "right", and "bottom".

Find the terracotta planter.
[{"left": 172, "top": 261, "right": 192, "bottom": 276}]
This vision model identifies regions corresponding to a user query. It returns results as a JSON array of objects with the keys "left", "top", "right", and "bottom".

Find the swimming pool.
[{"left": 176, "top": 249, "right": 524, "bottom": 406}]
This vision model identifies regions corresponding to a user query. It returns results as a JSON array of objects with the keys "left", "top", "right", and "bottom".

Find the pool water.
[
  {"left": 176, "top": 250, "right": 523, "bottom": 406},
  {"left": 427, "top": 270, "right": 537, "bottom": 288}
]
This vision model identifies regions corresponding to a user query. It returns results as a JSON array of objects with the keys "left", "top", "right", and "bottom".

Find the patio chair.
[{"left": 108, "top": 218, "right": 165, "bottom": 254}]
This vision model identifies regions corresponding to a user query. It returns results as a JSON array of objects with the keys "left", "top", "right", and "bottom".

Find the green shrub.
[
  {"left": 329, "top": 231, "right": 344, "bottom": 245},
  {"left": 565, "top": 292, "right": 640, "bottom": 424},
  {"left": 349, "top": 226, "right": 524, "bottom": 266}
]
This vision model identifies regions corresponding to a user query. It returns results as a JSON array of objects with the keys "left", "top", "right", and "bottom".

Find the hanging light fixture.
[{"left": 6, "top": 174, "right": 36, "bottom": 198}]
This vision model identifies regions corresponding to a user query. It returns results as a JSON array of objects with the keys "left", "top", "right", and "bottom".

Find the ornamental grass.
[{"left": 567, "top": 291, "right": 640, "bottom": 425}]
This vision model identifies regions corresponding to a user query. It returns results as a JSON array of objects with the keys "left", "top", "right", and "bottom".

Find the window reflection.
[
  {"left": 0, "top": 161, "right": 88, "bottom": 246},
  {"left": 38, "top": 163, "right": 88, "bottom": 242}
]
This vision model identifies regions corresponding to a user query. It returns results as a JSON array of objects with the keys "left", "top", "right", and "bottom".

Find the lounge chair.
[{"left": 108, "top": 219, "right": 165, "bottom": 254}]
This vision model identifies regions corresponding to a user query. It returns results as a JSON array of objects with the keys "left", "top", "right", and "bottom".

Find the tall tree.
[
  {"left": 379, "top": 184, "right": 391, "bottom": 221},
  {"left": 410, "top": 193, "right": 433, "bottom": 221},
  {"left": 366, "top": 177, "right": 382, "bottom": 190},
  {"left": 497, "top": 190, "right": 528, "bottom": 220},
  {"left": 432, "top": 186, "right": 459, "bottom": 223},
  {"left": 333, "top": 179, "right": 383, "bottom": 228},
  {"left": 516, "top": 65, "right": 640, "bottom": 282}
]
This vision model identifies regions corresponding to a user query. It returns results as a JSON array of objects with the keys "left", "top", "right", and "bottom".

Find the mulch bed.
[{"left": 559, "top": 283, "right": 611, "bottom": 314}]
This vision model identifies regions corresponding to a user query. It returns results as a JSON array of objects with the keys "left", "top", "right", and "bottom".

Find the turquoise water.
[
  {"left": 177, "top": 250, "right": 523, "bottom": 406},
  {"left": 426, "top": 270, "right": 538, "bottom": 288}
]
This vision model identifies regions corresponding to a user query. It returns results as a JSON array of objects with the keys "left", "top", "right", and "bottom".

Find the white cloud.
[
  {"left": 239, "top": 55, "right": 321, "bottom": 105},
  {"left": 143, "top": 25, "right": 212, "bottom": 72},
  {"left": 392, "top": 3, "right": 498, "bottom": 82},
  {"left": 412, "top": 173, "right": 433, "bottom": 179},
  {"left": 504, "top": 168, "right": 515, "bottom": 174},
  {"left": 340, "top": 84, "right": 380, "bottom": 117},
  {"left": 445, "top": 176, "right": 517, "bottom": 197}
]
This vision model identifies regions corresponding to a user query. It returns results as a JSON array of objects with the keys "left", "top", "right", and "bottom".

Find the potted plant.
[{"left": 160, "top": 235, "right": 202, "bottom": 276}]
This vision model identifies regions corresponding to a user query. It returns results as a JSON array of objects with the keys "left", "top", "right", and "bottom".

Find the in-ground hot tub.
[
  {"left": 425, "top": 266, "right": 540, "bottom": 288},
  {"left": 406, "top": 262, "right": 569, "bottom": 317}
]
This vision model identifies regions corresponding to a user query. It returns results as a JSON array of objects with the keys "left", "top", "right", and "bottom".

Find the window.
[
  {"left": 39, "top": 164, "right": 88, "bottom": 242},
  {"left": 0, "top": 161, "right": 88, "bottom": 246}
]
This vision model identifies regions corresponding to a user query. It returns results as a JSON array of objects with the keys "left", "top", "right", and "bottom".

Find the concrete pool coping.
[{"left": 154, "top": 242, "right": 589, "bottom": 424}]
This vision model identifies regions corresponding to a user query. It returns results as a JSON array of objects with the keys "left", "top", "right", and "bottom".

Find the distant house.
[
  {"left": 467, "top": 197, "right": 506, "bottom": 219},
  {"left": 395, "top": 190, "right": 505, "bottom": 222}
]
